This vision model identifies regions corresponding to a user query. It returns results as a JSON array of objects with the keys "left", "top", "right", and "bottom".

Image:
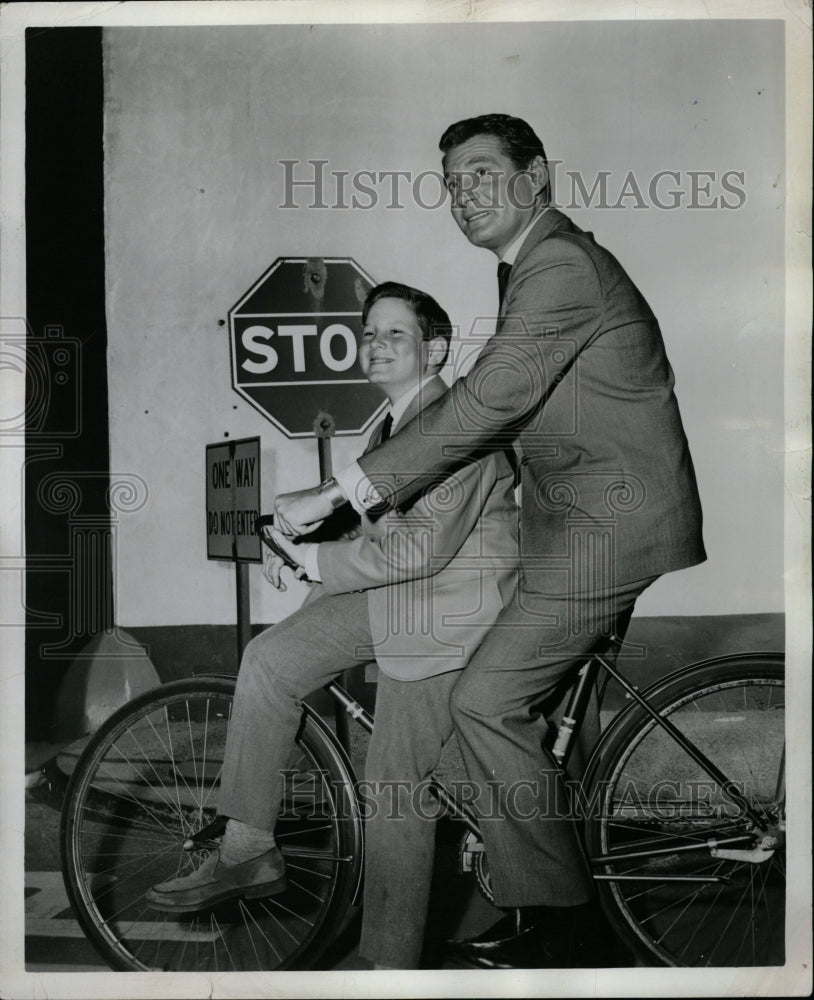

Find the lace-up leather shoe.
[{"left": 146, "top": 846, "right": 287, "bottom": 913}]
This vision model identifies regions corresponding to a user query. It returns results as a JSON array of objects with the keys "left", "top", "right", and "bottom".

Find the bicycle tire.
[
  {"left": 60, "top": 676, "right": 364, "bottom": 971},
  {"left": 583, "top": 653, "right": 785, "bottom": 967}
]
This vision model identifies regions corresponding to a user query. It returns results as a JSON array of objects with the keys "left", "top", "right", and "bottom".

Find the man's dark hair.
[
  {"left": 439, "top": 113, "right": 547, "bottom": 171},
  {"left": 362, "top": 281, "right": 452, "bottom": 366},
  {"left": 440, "top": 114, "right": 550, "bottom": 204}
]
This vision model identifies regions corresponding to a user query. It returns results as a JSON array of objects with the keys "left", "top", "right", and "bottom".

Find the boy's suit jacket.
[
  {"left": 357, "top": 209, "right": 706, "bottom": 595},
  {"left": 317, "top": 376, "right": 518, "bottom": 680}
]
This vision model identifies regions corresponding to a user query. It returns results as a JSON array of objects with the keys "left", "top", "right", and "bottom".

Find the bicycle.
[{"left": 59, "top": 533, "right": 785, "bottom": 971}]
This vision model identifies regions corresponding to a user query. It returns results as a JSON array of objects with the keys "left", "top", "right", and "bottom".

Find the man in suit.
[
  {"left": 273, "top": 114, "right": 707, "bottom": 967},
  {"left": 147, "top": 281, "right": 519, "bottom": 969}
]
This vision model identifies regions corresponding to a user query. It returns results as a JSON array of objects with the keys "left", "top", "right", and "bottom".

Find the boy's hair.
[{"left": 362, "top": 282, "right": 452, "bottom": 367}]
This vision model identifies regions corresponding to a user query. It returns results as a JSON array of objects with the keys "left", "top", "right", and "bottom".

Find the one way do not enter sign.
[
  {"left": 229, "top": 257, "right": 386, "bottom": 437},
  {"left": 206, "top": 436, "right": 261, "bottom": 562}
]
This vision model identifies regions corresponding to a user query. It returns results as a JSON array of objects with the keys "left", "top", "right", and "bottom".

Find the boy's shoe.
[{"left": 145, "top": 846, "right": 287, "bottom": 913}]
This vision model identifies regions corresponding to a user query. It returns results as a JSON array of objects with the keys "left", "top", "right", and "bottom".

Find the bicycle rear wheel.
[
  {"left": 60, "top": 676, "right": 363, "bottom": 971},
  {"left": 584, "top": 654, "right": 785, "bottom": 967}
]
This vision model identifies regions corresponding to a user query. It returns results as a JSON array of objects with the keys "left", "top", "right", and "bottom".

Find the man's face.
[
  {"left": 443, "top": 134, "right": 547, "bottom": 257},
  {"left": 359, "top": 298, "right": 435, "bottom": 401}
]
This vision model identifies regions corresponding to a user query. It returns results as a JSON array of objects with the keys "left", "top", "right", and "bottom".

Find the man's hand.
[{"left": 273, "top": 486, "right": 333, "bottom": 537}]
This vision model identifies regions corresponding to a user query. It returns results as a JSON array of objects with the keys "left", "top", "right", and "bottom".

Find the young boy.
[{"left": 147, "top": 282, "right": 519, "bottom": 968}]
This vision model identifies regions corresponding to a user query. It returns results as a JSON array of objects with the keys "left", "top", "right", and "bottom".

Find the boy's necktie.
[{"left": 380, "top": 412, "right": 393, "bottom": 442}]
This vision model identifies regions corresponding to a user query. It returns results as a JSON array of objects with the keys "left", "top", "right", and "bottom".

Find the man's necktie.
[
  {"left": 497, "top": 261, "right": 512, "bottom": 312},
  {"left": 380, "top": 412, "right": 393, "bottom": 442}
]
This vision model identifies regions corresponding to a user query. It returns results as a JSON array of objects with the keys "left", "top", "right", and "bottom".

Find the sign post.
[
  {"left": 206, "top": 436, "right": 261, "bottom": 665},
  {"left": 313, "top": 411, "right": 335, "bottom": 479},
  {"left": 310, "top": 410, "right": 352, "bottom": 748}
]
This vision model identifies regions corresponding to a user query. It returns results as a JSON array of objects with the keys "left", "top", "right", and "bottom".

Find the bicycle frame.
[
  {"left": 324, "top": 650, "right": 781, "bottom": 871},
  {"left": 191, "top": 652, "right": 781, "bottom": 899}
]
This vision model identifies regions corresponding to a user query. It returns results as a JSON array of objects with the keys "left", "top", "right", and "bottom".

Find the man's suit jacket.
[
  {"left": 317, "top": 376, "right": 518, "bottom": 680},
  {"left": 357, "top": 209, "right": 706, "bottom": 595}
]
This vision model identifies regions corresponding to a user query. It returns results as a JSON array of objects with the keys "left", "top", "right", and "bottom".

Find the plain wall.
[{"left": 103, "top": 20, "right": 785, "bottom": 628}]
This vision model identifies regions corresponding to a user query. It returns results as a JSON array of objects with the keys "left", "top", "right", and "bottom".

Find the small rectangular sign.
[{"left": 205, "top": 436, "right": 262, "bottom": 562}]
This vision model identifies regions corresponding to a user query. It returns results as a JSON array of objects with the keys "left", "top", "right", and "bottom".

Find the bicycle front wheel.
[
  {"left": 584, "top": 654, "right": 785, "bottom": 967},
  {"left": 60, "top": 676, "right": 363, "bottom": 971}
]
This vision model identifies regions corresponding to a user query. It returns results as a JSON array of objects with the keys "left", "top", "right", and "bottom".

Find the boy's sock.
[{"left": 219, "top": 818, "right": 276, "bottom": 865}]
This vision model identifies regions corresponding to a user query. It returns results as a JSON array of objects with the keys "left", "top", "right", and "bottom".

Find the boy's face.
[{"left": 359, "top": 297, "right": 437, "bottom": 401}]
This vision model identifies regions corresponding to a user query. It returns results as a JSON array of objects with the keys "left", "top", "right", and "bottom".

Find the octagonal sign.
[{"left": 229, "top": 257, "right": 386, "bottom": 437}]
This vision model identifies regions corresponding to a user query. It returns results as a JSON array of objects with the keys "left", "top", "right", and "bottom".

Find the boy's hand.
[
  {"left": 262, "top": 546, "right": 289, "bottom": 590},
  {"left": 269, "top": 528, "right": 308, "bottom": 568},
  {"left": 262, "top": 528, "right": 311, "bottom": 589}
]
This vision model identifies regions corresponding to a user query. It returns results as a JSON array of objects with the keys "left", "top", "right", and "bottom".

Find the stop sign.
[{"left": 229, "top": 257, "right": 386, "bottom": 437}]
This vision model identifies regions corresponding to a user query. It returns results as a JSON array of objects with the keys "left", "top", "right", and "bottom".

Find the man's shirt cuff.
[
  {"left": 303, "top": 543, "right": 322, "bottom": 583},
  {"left": 335, "top": 461, "right": 384, "bottom": 515}
]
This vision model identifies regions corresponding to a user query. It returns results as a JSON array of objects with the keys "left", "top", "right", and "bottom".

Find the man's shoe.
[
  {"left": 447, "top": 914, "right": 569, "bottom": 969},
  {"left": 448, "top": 909, "right": 527, "bottom": 947},
  {"left": 146, "top": 846, "right": 287, "bottom": 913},
  {"left": 446, "top": 906, "right": 631, "bottom": 969}
]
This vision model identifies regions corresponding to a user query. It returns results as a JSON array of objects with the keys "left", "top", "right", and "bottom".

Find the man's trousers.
[
  {"left": 448, "top": 576, "right": 655, "bottom": 909},
  {"left": 218, "top": 588, "right": 460, "bottom": 969}
]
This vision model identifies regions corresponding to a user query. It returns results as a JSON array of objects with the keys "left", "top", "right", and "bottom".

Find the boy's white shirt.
[{"left": 303, "top": 375, "right": 437, "bottom": 582}]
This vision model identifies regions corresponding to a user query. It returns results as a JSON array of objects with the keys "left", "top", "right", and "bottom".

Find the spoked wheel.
[
  {"left": 60, "top": 677, "right": 363, "bottom": 971},
  {"left": 584, "top": 654, "right": 785, "bottom": 967}
]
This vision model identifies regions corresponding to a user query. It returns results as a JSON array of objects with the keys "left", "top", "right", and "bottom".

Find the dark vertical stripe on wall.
[{"left": 25, "top": 28, "right": 111, "bottom": 739}]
